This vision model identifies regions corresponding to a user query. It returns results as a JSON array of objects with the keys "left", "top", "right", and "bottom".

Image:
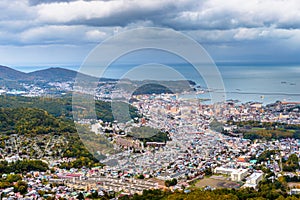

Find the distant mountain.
[
  {"left": 28, "top": 67, "right": 91, "bottom": 82},
  {"left": 0, "top": 66, "right": 102, "bottom": 83},
  {"left": 0, "top": 65, "right": 31, "bottom": 81},
  {"left": 0, "top": 65, "right": 193, "bottom": 94}
]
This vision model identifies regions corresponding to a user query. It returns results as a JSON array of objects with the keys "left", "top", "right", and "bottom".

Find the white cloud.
[
  {"left": 85, "top": 29, "right": 107, "bottom": 41},
  {"left": 1, "top": 0, "right": 300, "bottom": 46},
  {"left": 233, "top": 28, "right": 263, "bottom": 40},
  {"left": 1, "top": 0, "right": 300, "bottom": 64},
  {"left": 18, "top": 25, "right": 116, "bottom": 45},
  {"left": 35, "top": 0, "right": 193, "bottom": 24},
  {"left": 36, "top": 0, "right": 117, "bottom": 23},
  {"left": 171, "top": 0, "right": 300, "bottom": 30},
  {"left": 0, "top": 0, "right": 34, "bottom": 20},
  {"left": 20, "top": 25, "right": 83, "bottom": 44}
]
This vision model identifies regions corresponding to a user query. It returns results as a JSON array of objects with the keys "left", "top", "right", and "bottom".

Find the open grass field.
[{"left": 195, "top": 176, "right": 242, "bottom": 189}]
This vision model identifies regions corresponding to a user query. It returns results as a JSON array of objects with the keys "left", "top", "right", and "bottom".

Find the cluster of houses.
[
  {"left": 0, "top": 134, "right": 68, "bottom": 161},
  {"left": 1, "top": 91, "right": 300, "bottom": 197}
]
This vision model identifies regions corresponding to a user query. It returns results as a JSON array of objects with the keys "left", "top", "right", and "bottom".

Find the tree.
[
  {"left": 77, "top": 192, "right": 84, "bottom": 200},
  {"left": 165, "top": 178, "right": 177, "bottom": 187},
  {"left": 137, "top": 174, "right": 145, "bottom": 179},
  {"left": 283, "top": 154, "right": 299, "bottom": 172},
  {"left": 14, "top": 181, "right": 28, "bottom": 195},
  {"left": 6, "top": 174, "right": 22, "bottom": 183}
]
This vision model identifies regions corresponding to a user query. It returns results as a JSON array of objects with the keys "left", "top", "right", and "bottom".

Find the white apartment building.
[
  {"left": 243, "top": 172, "right": 264, "bottom": 188},
  {"left": 213, "top": 167, "right": 248, "bottom": 181}
]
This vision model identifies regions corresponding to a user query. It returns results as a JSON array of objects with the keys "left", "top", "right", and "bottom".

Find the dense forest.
[
  {"left": 133, "top": 84, "right": 173, "bottom": 95},
  {"left": 0, "top": 95, "right": 139, "bottom": 122},
  {"left": 118, "top": 80, "right": 196, "bottom": 96},
  {"left": 0, "top": 107, "right": 60, "bottom": 135},
  {"left": 224, "top": 120, "right": 300, "bottom": 140},
  {"left": 0, "top": 95, "right": 73, "bottom": 118},
  {"left": 0, "top": 160, "right": 48, "bottom": 174},
  {"left": 128, "top": 126, "right": 170, "bottom": 144}
]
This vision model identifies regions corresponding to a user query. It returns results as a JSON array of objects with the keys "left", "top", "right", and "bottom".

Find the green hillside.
[
  {"left": 0, "top": 95, "right": 139, "bottom": 122},
  {"left": 0, "top": 107, "right": 60, "bottom": 135}
]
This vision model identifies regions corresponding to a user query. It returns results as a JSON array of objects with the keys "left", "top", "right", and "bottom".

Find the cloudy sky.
[{"left": 1, "top": 0, "right": 300, "bottom": 68}]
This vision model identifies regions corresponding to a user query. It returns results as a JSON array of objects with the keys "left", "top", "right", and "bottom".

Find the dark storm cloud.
[{"left": 1, "top": 0, "right": 300, "bottom": 64}]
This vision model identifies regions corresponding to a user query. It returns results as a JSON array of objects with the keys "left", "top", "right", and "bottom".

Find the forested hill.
[
  {"left": 0, "top": 65, "right": 96, "bottom": 82},
  {"left": 0, "top": 95, "right": 72, "bottom": 117},
  {"left": 0, "top": 104, "right": 99, "bottom": 168},
  {"left": 0, "top": 95, "right": 139, "bottom": 168},
  {"left": 27, "top": 67, "right": 97, "bottom": 82},
  {"left": 0, "top": 95, "right": 139, "bottom": 122},
  {"left": 0, "top": 107, "right": 61, "bottom": 135},
  {"left": 0, "top": 65, "right": 29, "bottom": 81}
]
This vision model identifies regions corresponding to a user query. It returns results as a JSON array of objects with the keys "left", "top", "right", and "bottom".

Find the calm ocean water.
[
  {"left": 101, "top": 63, "right": 300, "bottom": 104},
  {"left": 218, "top": 65, "right": 300, "bottom": 104},
  {"left": 14, "top": 64, "right": 300, "bottom": 104}
]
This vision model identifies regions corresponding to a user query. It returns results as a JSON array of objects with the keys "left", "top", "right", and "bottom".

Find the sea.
[{"left": 13, "top": 63, "right": 300, "bottom": 105}]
